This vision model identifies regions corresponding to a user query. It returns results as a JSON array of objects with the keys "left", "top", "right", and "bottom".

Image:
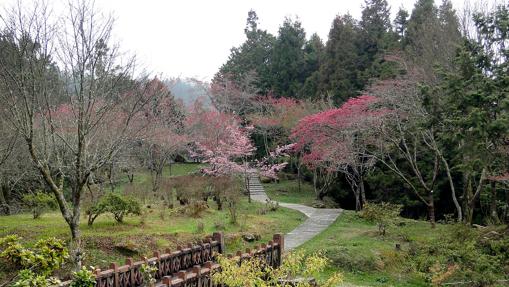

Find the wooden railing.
[{"left": 62, "top": 233, "right": 284, "bottom": 287}]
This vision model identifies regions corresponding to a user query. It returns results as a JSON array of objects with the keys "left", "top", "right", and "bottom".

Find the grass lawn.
[
  {"left": 0, "top": 199, "right": 305, "bottom": 280},
  {"left": 264, "top": 178, "right": 446, "bottom": 286},
  {"left": 0, "top": 163, "right": 306, "bottom": 281},
  {"left": 298, "top": 210, "right": 442, "bottom": 286},
  {"left": 262, "top": 178, "right": 317, "bottom": 206}
]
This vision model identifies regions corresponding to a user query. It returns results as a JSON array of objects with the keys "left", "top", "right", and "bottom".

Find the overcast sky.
[{"left": 1, "top": 0, "right": 469, "bottom": 81}]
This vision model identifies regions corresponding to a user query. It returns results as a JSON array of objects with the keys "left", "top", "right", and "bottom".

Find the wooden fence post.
[
  {"left": 213, "top": 232, "right": 225, "bottom": 254},
  {"left": 110, "top": 262, "right": 119, "bottom": 287},
  {"left": 273, "top": 233, "right": 284, "bottom": 267}
]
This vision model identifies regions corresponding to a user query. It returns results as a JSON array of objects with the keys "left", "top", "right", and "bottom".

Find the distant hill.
[{"left": 164, "top": 78, "right": 211, "bottom": 107}]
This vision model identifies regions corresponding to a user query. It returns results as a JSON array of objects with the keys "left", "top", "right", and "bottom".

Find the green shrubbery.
[
  {"left": 22, "top": 191, "right": 57, "bottom": 219},
  {"left": 213, "top": 251, "right": 342, "bottom": 287},
  {"left": 69, "top": 267, "right": 96, "bottom": 287},
  {"left": 410, "top": 224, "right": 509, "bottom": 286},
  {"left": 86, "top": 193, "right": 141, "bottom": 225},
  {"left": 361, "top": 202, "right": 402, "bottom": 236},
  {"left": 0, "top": 235, "right": 68, "bottom": 286}
]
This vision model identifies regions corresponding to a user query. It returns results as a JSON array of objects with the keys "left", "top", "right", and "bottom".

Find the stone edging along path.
[{"left": 247, "top": 173, "right": 342, "bottom": 251}]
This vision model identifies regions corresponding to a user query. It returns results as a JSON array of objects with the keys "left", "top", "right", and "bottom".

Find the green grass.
[
  {"left": 263, "top": 178, "right": 444, "bottom": 286},
  {"left": 262, "top": 178, "right": 317, "bottom": 206},
  {"left": 0, "top": 199, "right": 305, "bottom": 279},
  {"left": 0, "top": 164, "right": 305, "bottom": 281},
  {"left": 298, "top": 210, "right": 448, "bottom": 286},
  {"left": 130, "top": 163, "right": 205, "bottom": 185}
]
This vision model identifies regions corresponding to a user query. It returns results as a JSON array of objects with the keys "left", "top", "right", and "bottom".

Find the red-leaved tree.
[{"left": 291, "top": 95, "right": 384, "bottom": 210}]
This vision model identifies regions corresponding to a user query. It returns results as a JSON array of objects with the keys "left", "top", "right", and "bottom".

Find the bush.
[
  {"left": 0, "top": 235, "right": 68, "bottom": 286},
  {"left": 86, "top": 193, "right": 141, "bottom": 225},
  {"left": 186, "top": 200, "right": 208, "bottom": 218},
  {"left": 324, "top": 246, "right": 378, "bottom": 272},
  {"left": 22, "top": 191, "right": 57, "bottom": 219},
  {"left": 410, "top": 224, "right": 508, "bottom": 286},
  {"left": 212, "top": 251, "right": 342, "bottom": 287},
  {"left": 12, "top": 269, "right": 61, "bottom": 287},
  {"left": 70, "top": 267, "right": 96, "bottom": 287},
  {"left": 361, "top": 202, "right": 402, "bottom": 236}
]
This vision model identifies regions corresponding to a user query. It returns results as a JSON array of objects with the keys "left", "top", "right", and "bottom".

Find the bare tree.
[
  {"left": 368, "top": 70, "right": 445, "bottom": 227},
  {"left": 0, "top": 0, "right": 156, "bottom": 267}
]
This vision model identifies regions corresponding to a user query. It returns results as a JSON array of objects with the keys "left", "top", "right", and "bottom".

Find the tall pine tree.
[
  {"left": 267, "top": 18, "right": 307, "bottom": 98},
  {"left": 214, "top": 10, "right": 275, "bottom": 93},
  {"left": 317, "top": 15, "right": 362, "bottom": 103}
]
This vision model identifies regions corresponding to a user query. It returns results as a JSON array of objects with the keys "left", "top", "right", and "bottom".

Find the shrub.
[
  {"left": 12, "top": 269, "right": 61, "bottom": 287},
  {"left": 361, "top": 202, "right": 402, "bottom": 236},
  {"left": 70, "top": 267, "right": 96, "bottom": 287},
  {"left": 22, "top": 191, "right": 57, "bottom": 219},
  {"left": 212, "top": 251, "right": 342, "bottom": 287},
  {"left": 86, "top": 193, "right": 142, "bottom": 225},
  {"left": 186, "top": 200, "right": 208, "bottom": 218},
  {"left": 0, "top": 236, "right": 68, "bottom": 286},
  {"left": 324, "top": 246, "right": 378, "bottom": 272},
  {"left": 140, "top": 262, "right": 158, "bottom": 286},
  {"left": 105, "top": 193, "right": 141, "bottom": 223},
  {"left": 410, "top": 224, "right": 507, "bottom": 286}
]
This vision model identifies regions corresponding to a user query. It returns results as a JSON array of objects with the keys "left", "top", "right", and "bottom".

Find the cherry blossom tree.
[
  {"left": 136, "top": 79, "right": 187, "bottom": 194},
  {"left": 291, "top": 95, "right": 384, "bottom": 210},
  {"left": 0, "top": 1, "right": 163, "bottom": 267},
  {"left": 187, "top": 106, "right": 255, "bottom": 176}
]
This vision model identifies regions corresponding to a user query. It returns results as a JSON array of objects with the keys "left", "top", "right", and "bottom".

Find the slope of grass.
[
  {"left": 298, "top": 210, "right": 439, "bottom": 286},
  {"left": 0, "top": 199, "right": 305, "bottom": 280},
  {"left": 0, "top": 163, "right": 305, "bottom": 282},
  {"left": 263, "top": 178, "right": 444, "bottom": 286},
  {"left": 262, "top": 178, "right": 316, "bottom": 206}
]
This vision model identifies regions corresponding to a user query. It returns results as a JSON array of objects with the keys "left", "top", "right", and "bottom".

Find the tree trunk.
[
  {"left": 313, "top": 170, "right": 319, "bottom": 199},
  {"left": 428, "top": 192, "right": 436, "bottom": 228},
  {"left": 0, "top": 184, "right": 11, "bottom": 215},
  {"left": 354, "top": 189, "right": 361, "bottom": 212},
  {"left": 465, "top": 168, "right": 487, "bottom": 225},
  {"left": 152, "top": 165, "right": 163, "bottom": 194},
  {"left": 440, "top": 153, "right": 462, "bottom": 222},
  {"left": 360, "top": 177, "right": 366, "bottom": 208},
  {"left": 489, "top": 181, "right": 499, "bottom": 224},
  {"left": 297, "top": 164, "right": 302, "bottom": 194},
  {"left": 108, "top": 161, "right": 115, "bottom": 192}
]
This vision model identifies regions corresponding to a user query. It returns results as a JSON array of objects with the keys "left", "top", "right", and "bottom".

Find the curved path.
[{"left": 247, "top": 173, "right": 342, "bottom": 250}]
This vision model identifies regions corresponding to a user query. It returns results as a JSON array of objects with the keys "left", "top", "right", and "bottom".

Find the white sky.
[{"left": 1, "top": 0, "right": 468, "bottom": 81}]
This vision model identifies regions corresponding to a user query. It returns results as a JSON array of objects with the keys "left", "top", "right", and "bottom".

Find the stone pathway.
[{"left": 247, "top": 173, "right": 342, "bottom": 250}]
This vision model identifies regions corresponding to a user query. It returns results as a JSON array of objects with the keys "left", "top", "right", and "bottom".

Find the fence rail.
[{"left": 62, "top": 233, "right": 284, "bottom": 287}]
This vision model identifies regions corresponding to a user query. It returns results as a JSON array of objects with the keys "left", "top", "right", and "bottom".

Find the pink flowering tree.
[
  {"left": 187, "top": 103, "right": 295, "bottom": 203},
  {"left": 138, "top": 79, "right": 188, "bottom": 194},
  {"left": 291, "top": 95, "right": 384, "bottom": 210},
  {"left": 186, "top": 105, "right": 255, "bottom": 176}
]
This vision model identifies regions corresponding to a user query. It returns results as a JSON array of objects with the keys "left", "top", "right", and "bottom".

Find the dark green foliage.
[
  {"left": 267, "top": 18, "right": 308, "bottom": 98},
  {"left": 394, "top": 8, "right": 409, "bottom": 42},
  {"left": 86, "top": 193, "right": 141, "bottom": 225},
  {"left": 357, "top": 0, "right": 395, "bottom": 82},
  {"left": 434, "top": 3, "right": 509, "bottom": 224},
  {"left": 22, "top": 191, "right": 57, "bottom": 219},
  {"left": 317, "top": 15, "right": 363, "bottom": 103},
  {"left": 215, "top": 10, "right": 275, "bottom": 94}
]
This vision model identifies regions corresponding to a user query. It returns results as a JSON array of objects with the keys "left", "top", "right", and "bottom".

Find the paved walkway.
[{"left": 247, "top": 173, "right": 342, "bottom": 250}]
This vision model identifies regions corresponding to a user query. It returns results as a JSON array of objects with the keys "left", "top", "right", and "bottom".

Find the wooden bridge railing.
[{"left": 63, "top": 233, "right": 284, "bottom": 287}]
